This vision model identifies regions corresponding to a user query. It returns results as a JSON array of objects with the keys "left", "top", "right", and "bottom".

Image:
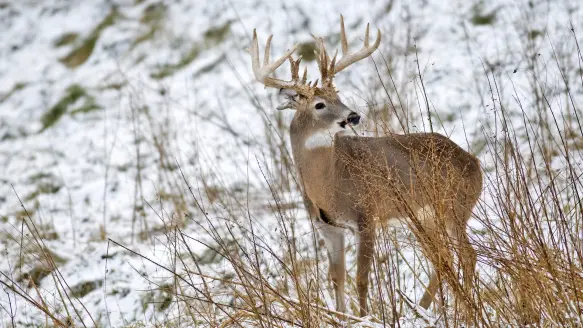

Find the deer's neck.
[
  {"left": 292, "top": 138, "right": 335, "bottom": 180},
  {"left": 290, "top": 122, "right": 340, "bottom": 211}
]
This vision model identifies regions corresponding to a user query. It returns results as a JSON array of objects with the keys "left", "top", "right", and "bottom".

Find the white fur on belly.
[
  {"left": 386, "top": 205, "right": 436, "bottom": 227},
  {"left": 304, "top": 126, "right": 347, "bottom": 150}
]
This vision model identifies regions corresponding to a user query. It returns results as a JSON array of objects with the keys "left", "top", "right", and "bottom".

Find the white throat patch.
[{"left": 304, "top": 124, "right": 347, "bottom": 150}]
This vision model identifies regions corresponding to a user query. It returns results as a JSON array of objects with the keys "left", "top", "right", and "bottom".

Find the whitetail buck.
[{"left": 250, "top": 16, "right": 483, "bottom": 316}]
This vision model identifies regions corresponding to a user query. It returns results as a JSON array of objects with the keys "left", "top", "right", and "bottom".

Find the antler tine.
[
  {"left": 311, "top": 34, "right": 331, "bottom": 63},
  {"left": 326, "top": 50, "right": 338, "bottom": 87},
  {"left": 340, "top": 14, "right": 348, "bottom": 56},
  {"left": 288, "top": 56, "right": 303, "bottom": 82},
  {"left": 295, "top": 57, "right": 306, "bottom": 84},
  {"left": 251, "top": 29, "right": 261, "bottom": 75},
  {"left": 364, "top": 23, "right": 370, "bottom": 47},
  {"left": 251, "top": 19, "right": 380, "bottom": 92},
  {"left": 312, "top": 33, "right": 331, "bottom": 83},
  {"left": 310, "top": 16, "right": 381, "bottom": 87},
  {"left": 301, "top": 66, "right": 307, "bottom": 84},
  {"left": 264, "top": 35, "right": 273, "bottom": 66},
  {"left": 250, "top": 29, "right": 300, "bottom": 90},
  {"left": 333, "top": 22, "right": 381, "bottom": 75},
  {"left": 329, "top": 50, "right": 338, "bottom": 74},
  {"left": 320, "top": 48, "right": 328, "bottom": 83},
  {"left": 288, "top": 57, "right": 296, "bottom": 81}
]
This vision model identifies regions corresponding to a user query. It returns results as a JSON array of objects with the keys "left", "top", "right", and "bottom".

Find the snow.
[{"left": 1, "top": 0, "right": 582, "bottom": 326}]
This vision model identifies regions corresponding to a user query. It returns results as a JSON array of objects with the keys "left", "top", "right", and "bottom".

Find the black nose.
[{"left": 347, "top": 112, "right": 361, "bottom": 125}]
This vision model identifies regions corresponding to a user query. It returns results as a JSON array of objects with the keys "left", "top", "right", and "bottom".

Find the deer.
[{"left": 249, "top": 15, "right": 483, "bottom": 317}]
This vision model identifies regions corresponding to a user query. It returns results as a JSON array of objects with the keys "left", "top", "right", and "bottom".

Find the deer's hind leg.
[
  {"left": 413, "top": 206, "right": 450, "bottom": 310},
  {"left": 447, "top": 205, "right": 477, "bottom": 293},
  {"left": 419, "top": 269, "right": 441, "bottom": 309},
  {"left": 356, "top": 216, "right": 376, "bottom": 317}
]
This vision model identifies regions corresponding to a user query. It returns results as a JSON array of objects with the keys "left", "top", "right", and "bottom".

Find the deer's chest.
[{"left": 302, "top": 172, "right": 335, "bottom": 211}]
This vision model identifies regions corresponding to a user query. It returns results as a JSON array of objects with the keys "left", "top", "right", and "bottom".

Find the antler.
[
  {"left": 250, "top": 29, "right": 309, "bottom": 93},
  {"left": 313, "top": 15, "right": 381, "bottom": 87},
  {"left": 250, "top": 16, "right": 381, "bottom": 94}
]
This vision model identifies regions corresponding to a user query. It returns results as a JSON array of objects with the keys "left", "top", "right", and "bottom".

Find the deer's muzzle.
[{"left": 347, "top": 112, "right": 361, "bottom": 125}]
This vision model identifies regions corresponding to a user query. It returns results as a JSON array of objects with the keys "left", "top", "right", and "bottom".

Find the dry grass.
[{"left": 2, "top": 7, "right": 583, "bottom": 328}]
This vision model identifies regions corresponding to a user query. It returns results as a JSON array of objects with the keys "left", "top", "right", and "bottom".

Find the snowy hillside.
[{"left": 1, "top": 0, "right": 582, "bottom": 326}]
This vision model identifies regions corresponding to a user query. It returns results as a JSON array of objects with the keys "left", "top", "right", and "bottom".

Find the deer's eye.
[{"left": 315, "top": 102, "right": 326, "bottom": 110}]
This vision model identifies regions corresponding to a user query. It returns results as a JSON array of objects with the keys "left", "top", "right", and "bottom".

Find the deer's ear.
[
  {"left": 277, "top": 88, "right": 299, "bottom": 110},
  {"left": 276, "top": 101, "right": 295, "bottom": 110},
  {"left": 279, "top": 88, "right": 298, "bottom": 99}
]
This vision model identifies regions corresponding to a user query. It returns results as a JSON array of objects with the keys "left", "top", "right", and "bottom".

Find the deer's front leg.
[
  {"left": 314, "top": 219, "right": 346, "bottom": 313},
  {"left": 356, "top": 217, "right": 376, "bottom": 317}
]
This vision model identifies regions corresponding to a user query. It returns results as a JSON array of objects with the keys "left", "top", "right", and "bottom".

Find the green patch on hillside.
[
  {"left": 60, "top": 8, "right": 118, "bottom": 68},
  {"left": 69, "top": 100, "right": 101, "bottom": 115},
  {"left": 70, "top": 280, "right": 103, "bottom": 298},
  {"left": 140, "top": 3, "right": 166, "bottom": 24},
  {"left": 131, "top": 3, "right": 167, "bottom": 50},
  {"left": 132, "top": 27, "right": 157, "bottom": 50},
  {"left": 0, "top": 82, "right": 26, "bottom": 103},
  {"left": 528, "top": 29, "right": 543, "bottom": 40},
  {"left": 28, "top": 172, "right": 54, "bottom": 182},
  {"left": 40, "top": 84, "right": 101, "bottom": 131},
  {"left": 25, "top": 181, "right": 62, "bottom": 201},
  {"left": 151, "top": 46, "right": 201, "bottom": 79},
  {"left": 141, "top": 284, "right": 174, "bottom": 312},
  {"left": 41, "top": 85, "right": 86, "bottom": 130},
  {"left": 297, "top": 42, "right": 317, "bottom": 62},
  {"left": 150, "top": 21, "right": 231, "bottom": 79},
  {"left": 195, "top": 238, "right": 237, "bottom": 265},
  {"left": 16, "top": 247, "right": 68, "bottom": 288},
  {"left": 28, "top": 172, "right": 58, "bottom": 189},
  {"left": 203, "top": 21, "right": 231, "bottom": 46},
  {"left": 53, "top": 32, "right": 79, "bottom": 47},
  {"left": 192, "top": 54, "right": 226, "bottom": 78},
  {"left": 470, "top": 5, "right": 497, "bottom": 26},
  {"left": 98, "top": 81, "right": 127, "bottom": 91}
]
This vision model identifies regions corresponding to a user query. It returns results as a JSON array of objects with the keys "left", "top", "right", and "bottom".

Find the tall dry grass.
[{"left": 3, "top": 11, "right": 583, "bottom": 328}]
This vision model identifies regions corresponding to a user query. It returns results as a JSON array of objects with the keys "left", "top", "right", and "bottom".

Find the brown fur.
[
  {"left": 291, "top": 109, "right": 483, "bottom": 315},
  {"left": 250, "top": 17, "right": 482, "bottom": 316}
]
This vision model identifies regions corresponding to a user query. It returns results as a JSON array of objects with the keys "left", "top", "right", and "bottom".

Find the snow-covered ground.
[{"left": 1, "top": 0, "right": 582, "bottom": 326}]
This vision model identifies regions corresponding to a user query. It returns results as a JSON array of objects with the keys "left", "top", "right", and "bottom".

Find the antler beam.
[
  {"left": 334, "top": 15, "right": 381, "bottom": 74},
  {"left": 250, "top": 29, "right": 303, "bottom": 90},
  {"left": 250, "top": 15, "right": 381, "bottom": 93},
  {"left": 313, "top": 15, "right": 381, "bottom": 86}
]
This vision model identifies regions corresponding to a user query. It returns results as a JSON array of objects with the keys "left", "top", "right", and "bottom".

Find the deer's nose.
[{"left": 347, "top": 112, "right": 361, "bottom": 125}]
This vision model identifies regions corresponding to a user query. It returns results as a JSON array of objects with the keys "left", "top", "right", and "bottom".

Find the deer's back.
[{"left": 332, "top": 132, "right": 482, "bottom": 217}]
